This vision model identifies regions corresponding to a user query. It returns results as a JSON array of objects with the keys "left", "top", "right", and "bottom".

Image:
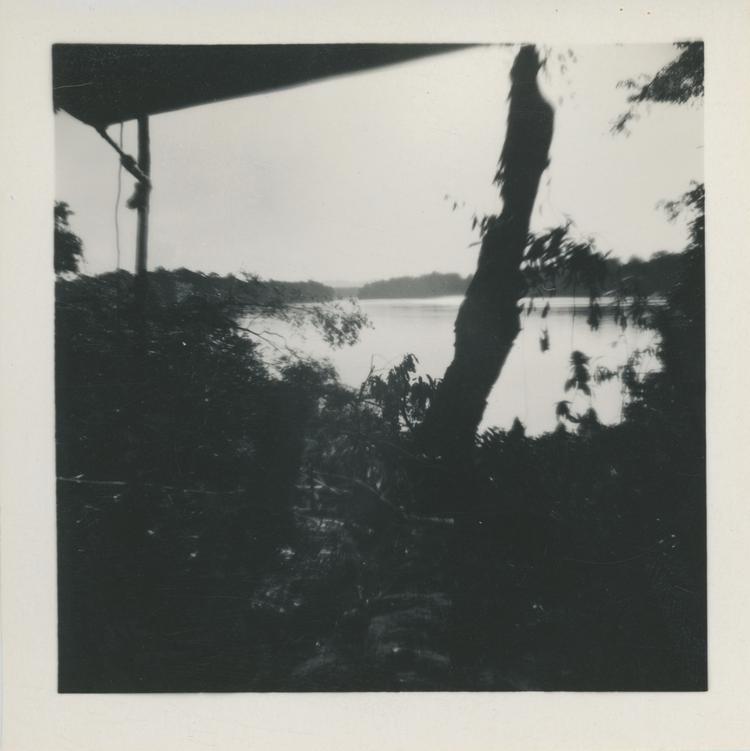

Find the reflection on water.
[{"left": 249, "top": 295, "right": 660, "bottom": 436}]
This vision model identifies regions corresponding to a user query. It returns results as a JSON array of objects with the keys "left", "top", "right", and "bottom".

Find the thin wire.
[{"left": 114, "top": 122, "right": 123, "bottom": 270}]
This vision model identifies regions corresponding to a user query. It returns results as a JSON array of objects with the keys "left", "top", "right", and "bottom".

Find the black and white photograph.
[
  {"left": 52, "top": 40, "right": 706, "bottom": 693},
  {"left": 4, "top": 2, "right": 750, "bottom": 748}
]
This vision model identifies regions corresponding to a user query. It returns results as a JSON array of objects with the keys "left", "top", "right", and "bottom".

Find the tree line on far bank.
[
  {"left": 55, "top": 201, "right": 683, "bottom": 306},
  {"left": 353, "top": 251, "right": 684, "bottom": 300}
]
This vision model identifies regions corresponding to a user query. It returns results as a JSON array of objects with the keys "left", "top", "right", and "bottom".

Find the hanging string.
[{"left": 114, "top": 122, "right": 123, "bottom": 270}]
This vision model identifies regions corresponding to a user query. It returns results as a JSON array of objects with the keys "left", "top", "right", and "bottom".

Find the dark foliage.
[
  {"left": 57, "top": 275, "right": 305, "bottom": 492},
  {"left": 565, "top": 350, "right": 592, "bottom": 395},
  {"left": 629, "top": 182, "right": 705, "bottom": 435},
  {"left": 57, "top": 226, "right": 705, "bottom": 690},
  {"left": 54, "top": 201, "right": 84, "bottom": 274},
  {"left": 146, "top": 266, "right": 336, "bottom": 304},
  {"left": 622, "top": 42, "right": 704, "bottom": 104},
  {"left": 56, "top": 272, "right": 354, "bottom": 690},
  {"left": 612, "top": 41, "right": 703, "bottom": 134}
]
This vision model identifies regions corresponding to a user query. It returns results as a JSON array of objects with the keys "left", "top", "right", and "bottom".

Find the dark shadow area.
[{"left": 56, "top": 221, "right": 705, "bottom": 691}]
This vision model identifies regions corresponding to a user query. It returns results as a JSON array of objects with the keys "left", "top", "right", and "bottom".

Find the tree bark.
[{"left": 419, "top": 46, "right": 553, "bottom": 459}]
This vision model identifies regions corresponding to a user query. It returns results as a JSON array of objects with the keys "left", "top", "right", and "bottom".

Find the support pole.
[
  {"left": 132, "top": 115, "right": 151, "bottom": 485},
  {"left": 135, "top": 116, "right": 151, "bottom": 279}
]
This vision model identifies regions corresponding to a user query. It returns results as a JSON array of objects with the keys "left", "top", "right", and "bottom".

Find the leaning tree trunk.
[{"left": 419, "top": 46, "right": 554, "bottom": 459}]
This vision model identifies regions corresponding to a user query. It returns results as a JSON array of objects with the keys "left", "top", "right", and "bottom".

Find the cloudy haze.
[{"left": 55, "top": 44, "right": 703, "bottom": 283}]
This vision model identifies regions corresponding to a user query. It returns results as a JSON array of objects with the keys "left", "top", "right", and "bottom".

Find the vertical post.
[
  {"left": 135, "top": 115, "right": 151, "bottom": 279},
  {"left": 132, "top": 116, "right": 151, "bottom": 486}
]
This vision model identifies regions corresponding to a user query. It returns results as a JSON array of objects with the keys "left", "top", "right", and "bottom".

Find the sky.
[{"left": 55, "top": 44, "right": 703, "bottom": 284}]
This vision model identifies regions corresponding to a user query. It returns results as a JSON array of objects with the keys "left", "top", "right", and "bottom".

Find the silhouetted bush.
[{"left": 56, "top": 195, "right": 705, "bottom": 690}]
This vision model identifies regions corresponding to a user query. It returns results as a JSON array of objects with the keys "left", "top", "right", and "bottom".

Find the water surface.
[{"left": 251, "top": 295, "right": 659, "bottom": 435}]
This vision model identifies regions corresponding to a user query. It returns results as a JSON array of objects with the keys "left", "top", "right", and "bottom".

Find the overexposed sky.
[{"left": 55, "top": 43, "right": 703, "bottom": 283}]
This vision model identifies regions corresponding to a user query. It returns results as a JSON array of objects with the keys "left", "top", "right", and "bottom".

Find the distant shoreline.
[
  {"left": 333, "top": 253, "right": 682, "bottom": 300},
  {"left": 337, "top": 293, "right": 667, "bottom": 309}
]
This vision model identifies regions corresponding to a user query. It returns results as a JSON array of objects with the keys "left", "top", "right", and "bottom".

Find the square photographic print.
[{"left": 53, "top": 41, "right": 705, "bottom": 693}]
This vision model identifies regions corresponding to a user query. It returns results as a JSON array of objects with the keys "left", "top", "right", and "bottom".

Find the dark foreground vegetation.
[{"left": 57, "top": 185, "right": 705, "bottom": 692}]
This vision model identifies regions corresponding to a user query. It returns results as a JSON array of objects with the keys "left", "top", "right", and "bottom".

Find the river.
[{"left": 248, "top": 295, "right": 660, "bottom": 436}]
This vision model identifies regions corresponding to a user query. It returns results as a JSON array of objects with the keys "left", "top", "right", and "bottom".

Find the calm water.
[{"left": 249, "top": 296, "right": 659, "bottom": 436}]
